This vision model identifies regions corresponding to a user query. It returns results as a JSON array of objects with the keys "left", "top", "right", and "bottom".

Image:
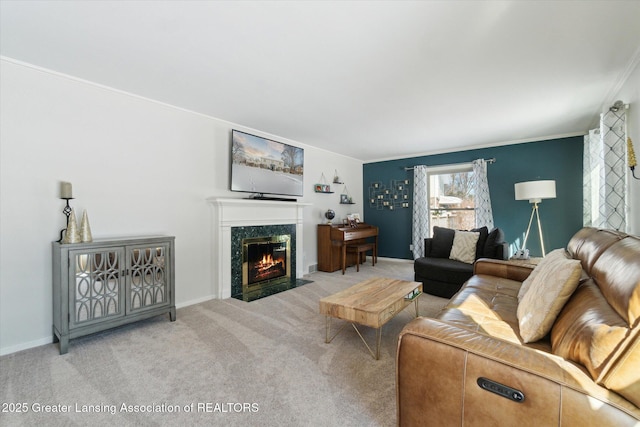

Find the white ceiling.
[{"left": 2, "top": 1, "right": 640, "bottom": 162}]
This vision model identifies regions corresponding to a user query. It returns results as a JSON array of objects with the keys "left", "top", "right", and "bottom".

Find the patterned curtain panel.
[
  {"left": 412, "top": 165, "right": 429, "bottom": 259},
  {"left": 583, "top": 129, "right": 602, "bottom": 227},
  {"left": 583, "top": 111, "right": 628, "bottom": 231},
  {"left": 472, "top": 158, "right": 494, "bottom": 230}
]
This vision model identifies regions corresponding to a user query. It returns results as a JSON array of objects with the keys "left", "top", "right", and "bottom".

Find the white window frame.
[{"left": 427, "top": 163, "right": 475, "bottom": 230}]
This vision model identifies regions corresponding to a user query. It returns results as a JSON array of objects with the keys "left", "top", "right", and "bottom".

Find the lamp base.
[{"left": 521, "top": 202, "right": 546, "bottom": 257}]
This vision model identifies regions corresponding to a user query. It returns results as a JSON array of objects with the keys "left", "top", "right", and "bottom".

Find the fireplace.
[
  {"left": 207, "top": 198, "right": 311, "bottom": 301},
  {"left": 230, "top": 223, "right": 305, "bottom": 301},
  {"left": 243, "top": 234, "right": 291, "bottom": 292}
]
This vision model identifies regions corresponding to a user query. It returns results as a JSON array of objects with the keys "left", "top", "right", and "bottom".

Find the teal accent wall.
[{"left": 362, "top": 136, "right": 584, "bottom": 259}]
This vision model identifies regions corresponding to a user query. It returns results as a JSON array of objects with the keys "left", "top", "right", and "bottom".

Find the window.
[{"left": 428, "top": 165, "right": 475, "bottom": 230}]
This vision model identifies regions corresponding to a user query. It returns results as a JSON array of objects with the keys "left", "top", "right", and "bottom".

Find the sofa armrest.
[
  {"left": 397, "top": 317, "right": 640, "bottom": 426},
  {"left": 473, "top": 258, "right": 534, "bottom": 282},
  {"left": 423, "top": 238, "right": 433, "bottom": 257},
  {"left": 496, "top": 241, "right": 509, "bottom": 260}
]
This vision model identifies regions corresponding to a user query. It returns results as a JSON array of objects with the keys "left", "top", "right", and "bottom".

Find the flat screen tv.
[{"left": 230, "top": 129, "right": 304, "bottom": 200}]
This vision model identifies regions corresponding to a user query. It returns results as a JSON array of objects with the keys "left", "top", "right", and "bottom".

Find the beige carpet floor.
[{"left": 0, "top": 259, "right": 448, "bottom": 426}]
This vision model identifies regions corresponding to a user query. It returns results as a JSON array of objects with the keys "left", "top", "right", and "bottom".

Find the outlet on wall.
[{"left": 409, "top": 244, "right": 414, "bottom": 251}]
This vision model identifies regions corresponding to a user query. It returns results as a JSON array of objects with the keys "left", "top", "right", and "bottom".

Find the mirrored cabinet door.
[
  {"left": 69, "top": 248, "right": 126, "bottom": 327},
  {"left": 127, "top": 243, "right": 171, "bottom": 313}
]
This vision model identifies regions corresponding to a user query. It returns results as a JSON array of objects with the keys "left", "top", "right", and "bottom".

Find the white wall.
[
  {"left": 613, "top": 58, "right": 640, "bottom": 235},
  {"left": 0, "top": 58, "right": 363, "bottom": 355}
]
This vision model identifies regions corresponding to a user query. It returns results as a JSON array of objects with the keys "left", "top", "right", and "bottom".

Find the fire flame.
[{"left": 259, "top": 254, "right": 275, "bottom": 267}]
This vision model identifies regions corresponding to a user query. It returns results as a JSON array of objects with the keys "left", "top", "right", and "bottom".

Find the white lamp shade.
[{"left": 514, "top": 180, "right": 556, "bottom": 203}]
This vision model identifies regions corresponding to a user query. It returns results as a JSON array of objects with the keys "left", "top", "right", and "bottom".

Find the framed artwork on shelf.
[
  {"left": 314, "top": 173, "right": 334, "bottom": 193},
  {"left": 315, "top": 184, "right": 332, "bottom": 193}
]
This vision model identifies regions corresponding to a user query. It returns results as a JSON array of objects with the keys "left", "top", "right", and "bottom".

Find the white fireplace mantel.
[{"left": 207, "top": 197, "right": 310, "bottom": 299}]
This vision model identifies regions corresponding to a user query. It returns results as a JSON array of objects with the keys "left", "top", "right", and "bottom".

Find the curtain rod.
[{"left": 403, "top": 157, "right": 496, "bottom": 171}]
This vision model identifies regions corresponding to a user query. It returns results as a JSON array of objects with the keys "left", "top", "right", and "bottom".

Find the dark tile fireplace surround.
[{"left": 231, "top": 224, "right": 311, "bottom": 301}]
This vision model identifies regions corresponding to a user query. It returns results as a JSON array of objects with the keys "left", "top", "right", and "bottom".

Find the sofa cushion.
[
  {"left": 551, "top": 279, "right": 628, "bottom": 380},
  {"left": 431, "top": 226, "right": 455, "bottom": 258},
  {"left": 555, "top": 230, "right": 640, "bottom": 407},
  {"left": 471, "top": 226, "right": 488, "bottom": 259},
  {"left": 590, "top": 236, "right": 640, "bottom": 325},
  {"left": 599, "top": 328, "right": 640, "bottom": 407},
  {"left": 566, "top": 227, "right": 625, "bottom": 274},
  {"left": 449, "top": 230, "right": 480, "bottom": 264},
  {"left": 414, "top": 257, "right": 473, "bottom": 285},
  {"left": 483, "top": 227, "right": 505, "bottom": 258},
  {"left": 438, "top": 274, "right": 526, "bottom": 345},
  {"left": 517, "top": 255, "right": 582, "bottom": 343}
]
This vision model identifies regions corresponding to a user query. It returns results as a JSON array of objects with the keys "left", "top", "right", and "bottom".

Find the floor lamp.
[{"left": 514, "top": 180, "right": 556, "bottom": 257}]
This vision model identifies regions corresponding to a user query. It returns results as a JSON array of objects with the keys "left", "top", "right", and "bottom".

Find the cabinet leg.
[
  {"left": 59, "top": 336, "right": 69, "bottom": 355},
  {"left": 52, "top": 326, "right": 59, "bottom": 343},
  {"left": 169, "top": 307, "right": 176, "bottom": 322}
]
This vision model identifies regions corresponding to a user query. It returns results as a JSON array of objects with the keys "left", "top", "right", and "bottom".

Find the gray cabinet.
[{"left": 52, "top": 236, "right": 176, "bottom": 354}]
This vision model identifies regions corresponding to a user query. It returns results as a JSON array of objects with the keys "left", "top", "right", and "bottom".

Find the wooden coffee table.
[{"left": 319, "top": 277, "right": 422, "bottom": 359}]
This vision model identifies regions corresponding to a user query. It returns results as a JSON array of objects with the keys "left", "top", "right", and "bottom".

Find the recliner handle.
[{"left": 477, "top": 377, "right": 525, "bottom": 403}]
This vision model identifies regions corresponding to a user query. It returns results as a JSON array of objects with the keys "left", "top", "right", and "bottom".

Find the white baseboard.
[
  {"left": 377, "top": 257, "right": 413, "bottom": 264},
  {"left": 175, "top": 294, "right": 217, "bottom": 309},
  {"left": 1, "top": 336, "right": 53, "bottom": 356}
]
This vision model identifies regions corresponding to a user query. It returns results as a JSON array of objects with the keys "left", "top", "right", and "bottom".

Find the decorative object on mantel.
[
  {"left": 629, "top": 137, "right": 639, "bottom": 180},
  {"left": 324, "top": 209, "right": 336, "bottom": 224},
  {"left": 314, "top": 173, "right": 333, "bottom": 193},
  {"left": 62, "top": 209, "right": 81, "bottom": 244},
  {"left": 333, "top": 170, "right": 343, "bottom": 184},
  {"left": 369, "top": 179, "right": 410, "bottom": 210},
  {"left": 80, "top": 210, "right": 93, "bottom": 242},
  {"left": 57, "top": 181, "right": 75, "bottom": 243}
]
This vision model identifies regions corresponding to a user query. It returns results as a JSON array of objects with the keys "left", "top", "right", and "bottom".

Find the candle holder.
[{"left": 57, "top": 197, "right": 74, "bottom": 243}]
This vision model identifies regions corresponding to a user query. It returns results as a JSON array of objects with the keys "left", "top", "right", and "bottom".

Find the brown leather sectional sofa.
[{"left": 397, "top": 227, "right": 640, "bottom": 426}]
